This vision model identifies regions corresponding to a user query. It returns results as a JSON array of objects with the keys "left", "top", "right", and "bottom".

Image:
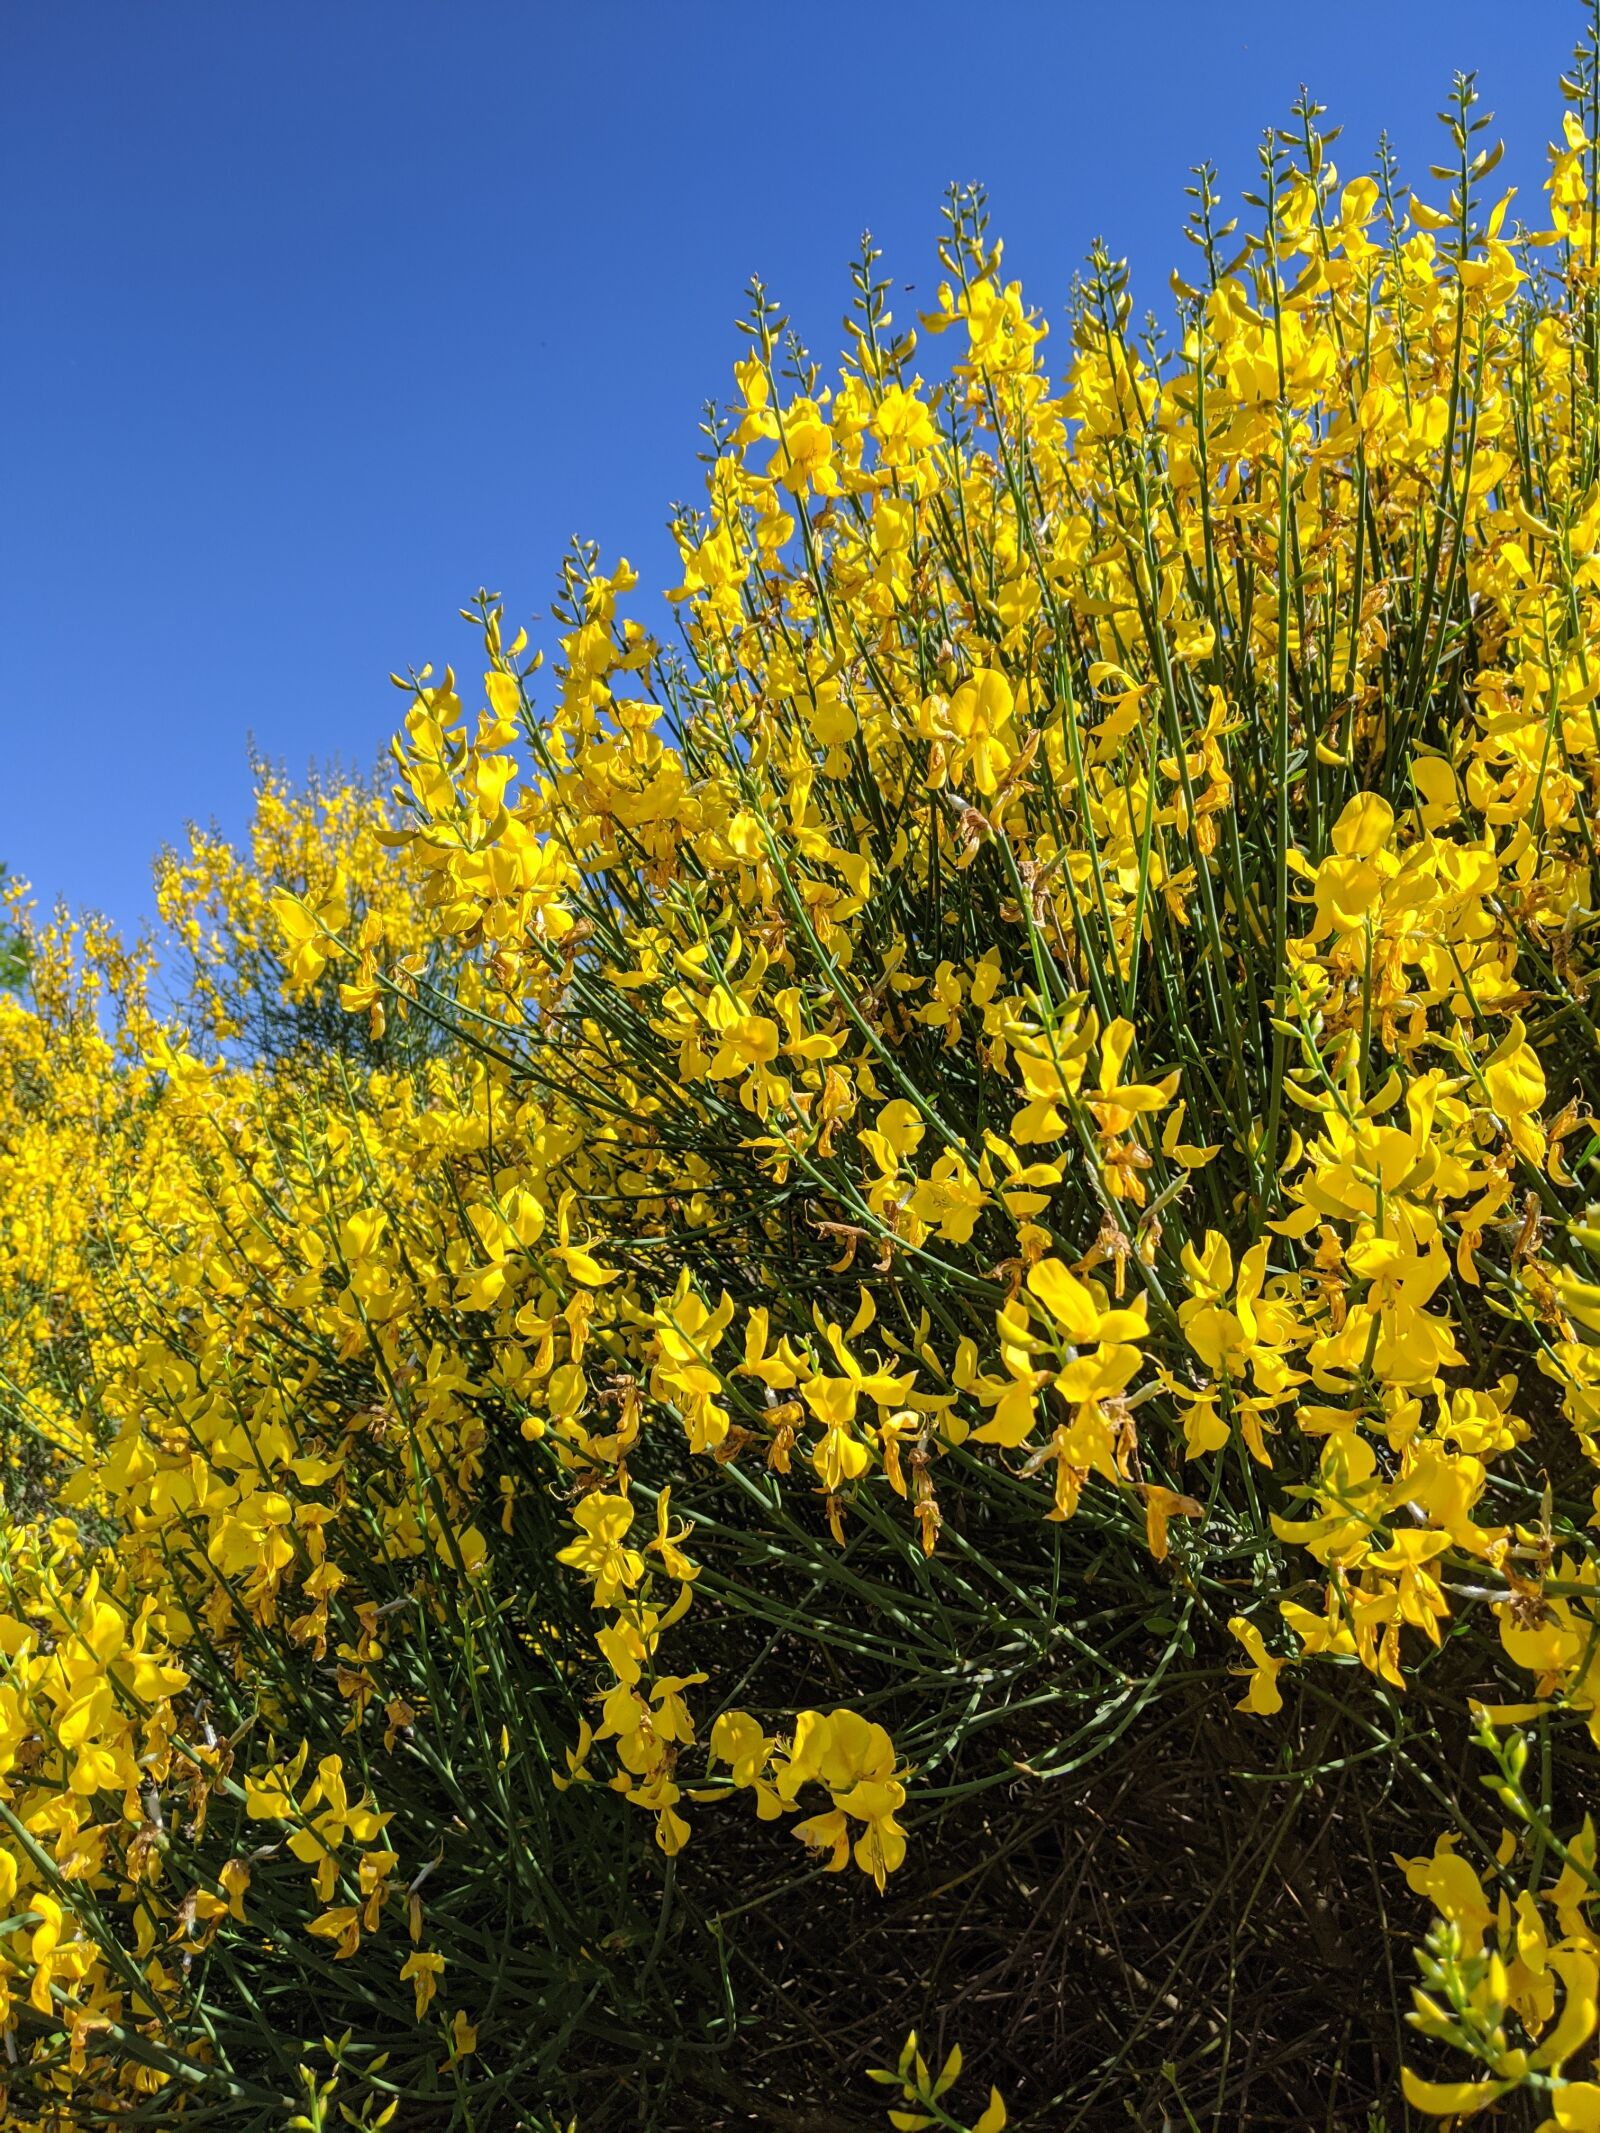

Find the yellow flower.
[
  {"left": 270, "top": 872, "right": 350, "bottom": 993},
  {"left": 400, "top": 1948, "right": 445, "bottom": 2021},
  {"left": 556, "top": 1493, "right": 644, "bottom": 1607},
  {"left": 1227, "top": 1616, "right": 1286, "bottom": 1715}
]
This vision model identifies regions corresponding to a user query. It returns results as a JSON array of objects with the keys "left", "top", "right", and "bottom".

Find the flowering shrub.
[{"left": 12, "top": 20, "right": 1600, "bottom": 2128}]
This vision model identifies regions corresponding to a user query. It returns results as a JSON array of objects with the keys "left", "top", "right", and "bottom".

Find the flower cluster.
[{"left": 6, "top": 27, "right": 1600, "bottom": 2125}]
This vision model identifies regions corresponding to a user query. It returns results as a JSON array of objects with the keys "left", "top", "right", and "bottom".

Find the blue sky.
[{"left": 2, "top": 1, "right": 1582, "bottom": 939}]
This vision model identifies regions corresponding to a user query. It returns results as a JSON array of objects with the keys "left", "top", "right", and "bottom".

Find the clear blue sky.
[{"left": 2, "top": 1, "right": 1582, "bottom": 939}]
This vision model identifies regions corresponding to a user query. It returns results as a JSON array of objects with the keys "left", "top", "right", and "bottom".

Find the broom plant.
[{"left": 7, "top": 15, "right": 1600, "bottom": 2126}]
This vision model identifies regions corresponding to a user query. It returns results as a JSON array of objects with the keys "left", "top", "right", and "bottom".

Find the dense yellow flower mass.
[{"left": 10, "top": 36, "right": 1600, "bottom": 2129}]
